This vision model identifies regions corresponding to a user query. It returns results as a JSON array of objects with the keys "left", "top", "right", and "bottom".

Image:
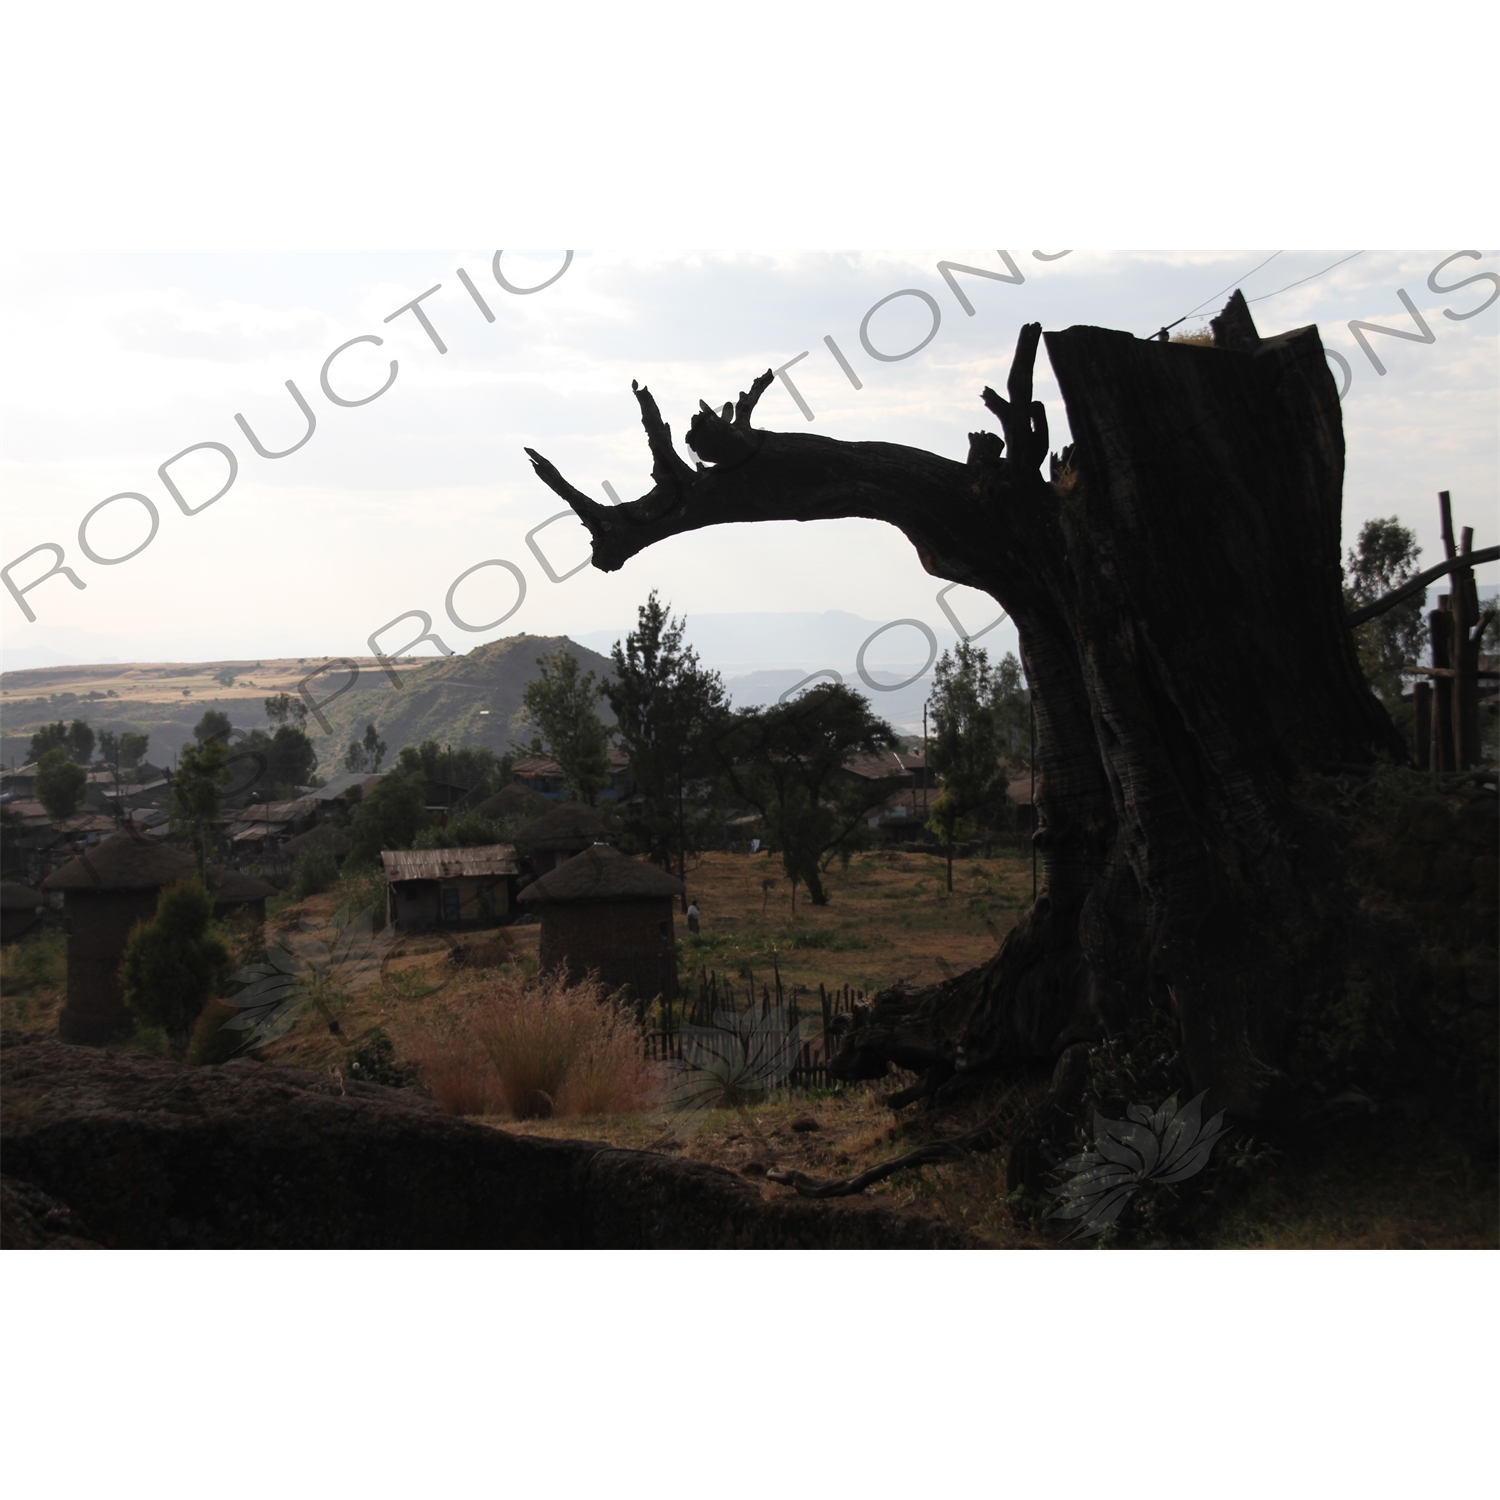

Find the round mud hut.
[
  {"left": 513, "top": 802, "right": 624, "bottom": 875},
  {"left": 518, "top": 843, "right": 684, "bottom": 1001},
  {"left": 41, "top": 830, "right": 275, "bottom": 1044}
]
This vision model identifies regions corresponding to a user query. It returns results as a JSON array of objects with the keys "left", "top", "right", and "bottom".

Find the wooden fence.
[{"left": 638, "top": 966, "right": 872, "bottom": 1091}]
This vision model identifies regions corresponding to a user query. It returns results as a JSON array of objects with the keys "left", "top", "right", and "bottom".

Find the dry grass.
[{"left": 392, "top": 968, "right": 662, "bottom": 1121}]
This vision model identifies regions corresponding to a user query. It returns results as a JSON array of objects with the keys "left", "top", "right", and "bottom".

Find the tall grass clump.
[{"left": 396, "top": 969, "right": 662, "bottom": 1120}]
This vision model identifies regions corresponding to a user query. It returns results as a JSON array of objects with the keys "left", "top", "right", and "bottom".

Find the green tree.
[
  {"left": 925, "top": 642, "right": 1012, "bottom": 890},
  {"left": 98, "top": 730, "right": 120, "bottom": 766},
  {"left": 1344, "top": 517, "right": 1427, "bottom": 704},
  {"left": 344, "top": 723, "right": 388, "bottom": 774},
  {"left": 234, "top": 724, "right": 318, "bottom": 798},
  {"left": 607, "top": 592, "right": 730, "bottom": 902},
  {"left": 989, "top": 651, "right": 1033, "bottom": 773},
  {"left": 27, "top": 721, "right": 70, "bottom": 763},
  {"left": 68, "top": 719, "right": 96, "bottom": 763},
  {"left": 519, "top": 648, "right": 611, "bottom": 804},
  {"left": 412, "top": 810, "right": 523, "bottom": 849},
  {"left": 346, "top": 767, "right": 431, "bottom": 867},
  {"left": 193, "top": 709, "right": 233, "bottom": 745},
  {"left": 120, "top": 879, "right": 229, "bottom": 1052},
  {"left": 119, "top": 732, "right": 150, "bottom": 769},
  {"left": 715, "top": 683, "right": 900, "bottom": 908},
  {"left": 35, "top": 748, "right": 88, "bottom": 821},
  {"left": 172, "top": 737, "right": 231, "bottom": 882},
  {"left": 264, "top": 692, "right": 308, "bottom": 728},
  {"left": 395, "top": 740, "right": 501, "bottom": 800}
]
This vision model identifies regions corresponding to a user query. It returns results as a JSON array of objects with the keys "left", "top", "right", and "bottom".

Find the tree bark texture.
[{"left": 527, "top": 296, "right": 1405, "bottom": 1126}]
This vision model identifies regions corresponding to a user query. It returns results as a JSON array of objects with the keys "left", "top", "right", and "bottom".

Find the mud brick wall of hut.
[
  {"left": 540, "top": 897, "right": 678, "bottom": 1001},
  {"left": 59, "top": 888, "right": 160, "bottom": 1043}
]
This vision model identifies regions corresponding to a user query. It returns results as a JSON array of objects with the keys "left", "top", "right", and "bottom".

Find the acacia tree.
[
  {"left": 527, "top": 293, "right": 1419, "bottom": 1145},
  {"left": 714, "top": 683, "right": 899, "bottom": 909}
]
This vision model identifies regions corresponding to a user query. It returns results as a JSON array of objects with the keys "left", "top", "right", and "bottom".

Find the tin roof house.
[{"left": 381, "top": 844, "right": 520, "bottom": 931}]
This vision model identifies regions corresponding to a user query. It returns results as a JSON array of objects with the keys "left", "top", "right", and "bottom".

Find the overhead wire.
[{"left": 1143, "top": 248, "right": 1364, "bottom": 340}]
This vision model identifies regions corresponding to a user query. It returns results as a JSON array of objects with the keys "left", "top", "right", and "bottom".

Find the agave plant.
[
  {"left": 1047, "top": 1091, "right": 1230, "bottom": 1238},
  {"left": 657, "top": 1003, "right": 809, "bottom": 1138},
  {"left": 219, "top": 901, "right": 396, "bottom": 1053}
]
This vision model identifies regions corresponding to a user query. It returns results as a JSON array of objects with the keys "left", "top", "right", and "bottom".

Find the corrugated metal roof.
[{"left": 381, "top": 844, "right": 519, "bottom": 881}]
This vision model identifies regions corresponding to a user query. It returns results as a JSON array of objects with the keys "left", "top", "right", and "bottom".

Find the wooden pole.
[
  {"left": 1431, "top": 596, "right": 1455, "bottom": 771},
  {"left": 1414, "top": 681, "right": 1432, "bottom": 770}
]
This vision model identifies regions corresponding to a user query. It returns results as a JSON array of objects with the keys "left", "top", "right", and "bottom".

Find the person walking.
[{"left": 686, "top": 900, "right": 700, "bottom": 935}]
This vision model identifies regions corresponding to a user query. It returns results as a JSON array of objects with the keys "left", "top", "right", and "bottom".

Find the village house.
[
  {"left": 222, "top": 795, "right": 320, "bottom": 856},
  {"left": 305, "top": 770, "right": 386, "bottom": 818},
  {"left": 381, "top": 844, "right": 520, "bottom": 930},
  {"left": 512, "top": 746, "right": 631, "bottom": 802},
  {"left": 518, "top": 842, "right": 684, "bottom": 1001}
]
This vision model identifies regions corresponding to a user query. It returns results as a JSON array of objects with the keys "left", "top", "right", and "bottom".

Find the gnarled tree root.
[{"left": 767, "top": 1043, "right": 1093, "bottom": 1200}]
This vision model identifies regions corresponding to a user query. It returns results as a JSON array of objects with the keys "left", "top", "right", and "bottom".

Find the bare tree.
[{"left": 525, "top": 294, "right": 1418, "bottom": 1150}]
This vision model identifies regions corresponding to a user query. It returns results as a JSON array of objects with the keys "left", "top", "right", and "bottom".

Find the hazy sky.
[{"left": 2, "top": 248, "right": 1495, "bottom": 675}]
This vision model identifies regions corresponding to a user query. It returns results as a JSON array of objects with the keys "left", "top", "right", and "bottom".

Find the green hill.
[
  {"left": 306, "top": 634, "right": 616, "bottom": 766},
  {"left": 0, "top": 635, "right": 617, "bottom": 775}
]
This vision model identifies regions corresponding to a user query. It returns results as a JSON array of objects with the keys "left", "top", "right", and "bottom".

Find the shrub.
[
  {"left": 120, "top": 880, "right": 230, "bottom": 1049},
  {"left": 345, "top": 1028, "right": 419, "bottom": 1088},
  {"left": 186, "top": 998, "right": 248, "bottom": 1065},
  {"left": 292, "top": 842, "right": 339, "bottom": 901},
  {"left": 0, "top": 928, "right": 66, "bottom": 994}
]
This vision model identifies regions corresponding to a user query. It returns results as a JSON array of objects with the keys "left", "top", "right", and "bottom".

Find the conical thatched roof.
[
  {"left": 0, "top": 881, "right": 44, "bottom": 911},
  {"left": 210, "top": 869, "right": 279, "bottom": 904},
  {"left": 279, "top": 823, "right": 353, "bottom": 859},
  {"left": 514, "top": 801, "right": 622, "bottom": 850},
  {"left": 41, "top": 828, "right": 277, "bottom": 906},
  {"left": 42, "top": 828, "right": 196, "bottom": 891},
  {"left": 519, "top": 844, "right": 684, "bottom": 904},
  {"left": 472, "top": 782, "right": 548, "bottom": 820}
]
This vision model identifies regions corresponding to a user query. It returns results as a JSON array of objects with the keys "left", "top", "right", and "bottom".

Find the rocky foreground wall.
[{"left": 0, "top": 1033, "right": 970, "bottom": 1250}]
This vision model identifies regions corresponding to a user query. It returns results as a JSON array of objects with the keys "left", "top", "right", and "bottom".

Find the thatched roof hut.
[
  {"left": 513, "top": 802, "right": 624, "bottom": 873},
  {"left": 472, "top": 782, "right": 548, "bottom": 821},
  {"left": 519, "top": 844, "right": 684, "bottom": 999},
  {"left": 279, "top": 823, "right": 353, "bottom": 861},
  {"left": 41, "top": 828, "right": 274, "bottom": 1044}
]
